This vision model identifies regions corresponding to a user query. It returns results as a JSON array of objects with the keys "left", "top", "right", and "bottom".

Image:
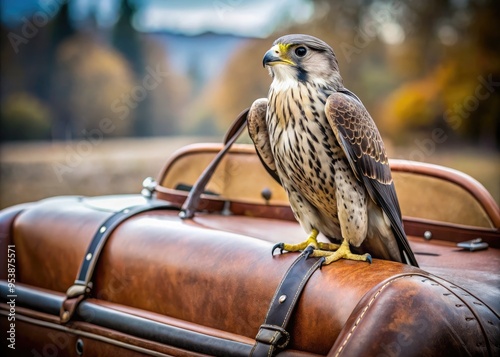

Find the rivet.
[
  {"left": 261, "top": 188, "right": 272, "bottom": 202},
  {"left": 142, "top": 176, "right": 156, "bottom": 190},
  {"left": 99, "top": 226, "right": 106, "bottom": 233},
  {"left": 424, "top": 231, "right": 432, "bottom": 240},
  {"left": 76, "top": 338, "right": 84, "bottom": 356},
  {"left": 141, "top": 177, "right": 157, "bottom": 198},
  {"left": 279, "top": 295, "right": 287, "bottom": 304},
  {"left": 86, "top": 253, "right": 92, "bottom": 261}
]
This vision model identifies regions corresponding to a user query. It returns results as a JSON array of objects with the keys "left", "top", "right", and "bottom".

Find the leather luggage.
[{"left": 1, "top": 120, "right": 499, "bottom": 356}]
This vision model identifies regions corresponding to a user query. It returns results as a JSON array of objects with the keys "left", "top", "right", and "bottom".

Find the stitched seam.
[
  {"left": 253, "top": 255, "right": 303, "bottom": 357},
  {"left": 270, "top": 331, "right": 279, "bottom": 344},
  {"left": 255, "top": 327, "right": 282, "bottom": 345},
  {"left": 273, "top": 331, "right": 280, "bottom": 343},
  {"left": 423, "top": 275, "right": 494, "bottom": 356},
  {"left": 431, "top": 274, "right": 499, "bottom": 319},
  {"left": 82, "top": 204, "right": 170, "bottom": 283},
  {"left": 334, "top": 275, "right": 409, "bottom": 357},
  {"left": 267, "top": 344, "right": 274, "bottom": 357},
  {"left": 282, "top": 259, "right": 321, "bottom": 327},
  {"left": 255, "top": 329, "right": 263, "bottom": 342},
  {"left": 264, "top": 253, "right": 303, "bottom": 322}
]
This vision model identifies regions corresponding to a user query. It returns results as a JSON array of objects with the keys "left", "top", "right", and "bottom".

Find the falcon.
[{"left": 248, "top": 34, "right": 418, "bottom": 266}]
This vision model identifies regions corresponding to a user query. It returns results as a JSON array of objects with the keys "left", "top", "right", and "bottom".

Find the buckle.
[
  {"left": 65, "top": 283, "right": 88, "bottom": 298},
  {"left": 256, "top": 324, "right": 290, "bottom": 349},
  {"left": 61, "top": 282, "right": 90, "bottom": 323}
]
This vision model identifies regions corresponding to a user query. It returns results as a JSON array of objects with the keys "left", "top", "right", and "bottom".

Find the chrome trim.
[{"left": 0, "top": 311, "right": 170, "bottom": 357}]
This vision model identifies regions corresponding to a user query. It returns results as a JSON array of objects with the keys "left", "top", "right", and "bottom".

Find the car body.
[{"left": 1, "top": 143, "right": 499, "bottom": 356}]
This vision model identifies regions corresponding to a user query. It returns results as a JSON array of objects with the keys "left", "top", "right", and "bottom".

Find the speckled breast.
[{"left": 266, "top": 85, "right": 343, "bottom": 219}]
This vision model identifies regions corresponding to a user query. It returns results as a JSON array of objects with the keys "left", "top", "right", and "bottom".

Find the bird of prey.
[{"left": 247, "top": 34, "right": 418, "bottom": 266}]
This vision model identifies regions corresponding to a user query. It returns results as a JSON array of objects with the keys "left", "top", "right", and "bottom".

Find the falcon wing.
[
  {"left": 325, "top": 89, "right": 418, "bottom": 267},
  {"left": 247, "top": 98, "right": 281, "bottom": 185}
]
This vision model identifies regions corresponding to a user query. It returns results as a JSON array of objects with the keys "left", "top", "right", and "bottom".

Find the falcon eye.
[{"left": 295, "top": 46, "right": 307, "bottom": 57}]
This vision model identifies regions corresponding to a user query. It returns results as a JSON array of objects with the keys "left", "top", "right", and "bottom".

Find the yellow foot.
[
  {"left": 272, "top": 229, "right": 340, "bottom": 255},
  {"left": 310, "top": 240, "right": 372, "bottom": 265}
]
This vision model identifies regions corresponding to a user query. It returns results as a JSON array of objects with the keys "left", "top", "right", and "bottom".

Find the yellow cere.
[
  {"left": 278, "top": 43, "right": 290, "bottom": 54},
  {"left": 273, "top": 43, "right": 294, "bottom": 66}
]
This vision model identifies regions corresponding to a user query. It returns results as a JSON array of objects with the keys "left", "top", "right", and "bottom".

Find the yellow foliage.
[
  {"left": 53, "top": 34, "right": 136, "bottom": 137},
  {"left": 381, "top": 77, "right": 439, "bottom": 136},
  {"left": 1, "top": 92, "right": 52, "bottom": 141},
  {"left": 381, "top": 55, "right": 483, "bottom": 139}
]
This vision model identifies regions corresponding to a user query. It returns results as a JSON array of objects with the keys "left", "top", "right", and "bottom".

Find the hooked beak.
[{"left": 262, "top": 45, "right": 294, "bottom": 67}]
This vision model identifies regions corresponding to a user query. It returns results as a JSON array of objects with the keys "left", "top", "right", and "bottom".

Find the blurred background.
[{"left": 1, "top": 0, "right": 499, "bottom": 209}]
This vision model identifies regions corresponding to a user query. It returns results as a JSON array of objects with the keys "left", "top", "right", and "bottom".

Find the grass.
[
  {"left": 1, "top": 137, "right": 499, "bottom": 210},
  {"left": 0, "top": 137, "right": 218, "bottom": 210}
]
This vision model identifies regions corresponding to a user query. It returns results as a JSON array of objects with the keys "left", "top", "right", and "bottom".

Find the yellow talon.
[
  {"left": 317, "top": 241, "right": 341, "bottom": 251},
  {"left": 273, "top": 229, "right": 369, "bottom": 265},
  {"left": 311, "top": 240, "right": 372, "bottom": 264},
  {"left": 282, "top": 228, "right": 320, "bottom": 252},
  {"left": 272, "top": 229, "right": 341, "bottom": 257}
]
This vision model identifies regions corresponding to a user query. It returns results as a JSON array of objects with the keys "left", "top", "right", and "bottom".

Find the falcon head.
[{"left": 263, "top": 34, "right": 342, "bottom": 88}]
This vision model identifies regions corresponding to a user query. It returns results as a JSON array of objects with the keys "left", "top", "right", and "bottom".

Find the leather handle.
[{"left": 179, "top": 108, "right": 249, "bottom": 219}]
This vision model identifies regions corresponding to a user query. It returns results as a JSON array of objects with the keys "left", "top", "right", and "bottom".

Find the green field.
[{"left": 1, "top": 138, "right": 498, "bottom": 210}]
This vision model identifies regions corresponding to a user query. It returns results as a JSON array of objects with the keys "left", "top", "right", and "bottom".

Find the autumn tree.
[{"left": 51, "top": 34, "right": 135, "bottom": 138}]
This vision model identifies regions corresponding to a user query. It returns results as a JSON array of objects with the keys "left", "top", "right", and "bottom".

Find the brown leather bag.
[{"left": 1, "top": 110, "right": 499, "bottom": 356}]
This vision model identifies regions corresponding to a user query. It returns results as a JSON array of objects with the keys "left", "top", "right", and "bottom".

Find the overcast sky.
[{"left": 1, "top": 0, "right": 314, "bottom": 38}]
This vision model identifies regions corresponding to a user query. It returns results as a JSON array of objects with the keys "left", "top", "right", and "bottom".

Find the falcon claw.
[
  {"left": 366, "top": 254, "right": 372, "bottom": 264},
  {"left": 272, "top": 243, "right": 285, "bottom": 256},
  {"left": 303, "top": 245, "right": 315, "bottom": 259}
]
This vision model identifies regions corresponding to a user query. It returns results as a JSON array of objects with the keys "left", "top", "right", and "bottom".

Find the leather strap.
[
  {"left": 179, "top": 108, "right": 249, "bottom": 219},
  {"left": 60, "top": 200, "right": 177, "bottom": 323},
  {"left": 250, "top": 248, "right": 325, "bottom": 356}
]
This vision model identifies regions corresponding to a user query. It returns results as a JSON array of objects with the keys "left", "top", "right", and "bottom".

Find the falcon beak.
[{"left": 263, "top": 45, "right": 295, "bottom": 67}]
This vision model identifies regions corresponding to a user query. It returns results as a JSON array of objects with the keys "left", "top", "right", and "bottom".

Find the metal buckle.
[
  {"left": 256, "top": 324, "right": 291, "bottom": 349},
  {"left": 65, "top": 283, "right": 88, "bottom": 298}
]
